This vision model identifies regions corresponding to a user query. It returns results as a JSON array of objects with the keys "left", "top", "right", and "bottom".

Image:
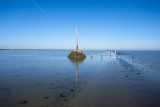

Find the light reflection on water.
[
  {"left": 117, "top": 51, "right": 160, "bottom": 72},
  {"left": 0, "top": 50, "right": 108, "bottom": 107},
  {"left": 0, "top": 50, "right": 160, "bottom": 107}
]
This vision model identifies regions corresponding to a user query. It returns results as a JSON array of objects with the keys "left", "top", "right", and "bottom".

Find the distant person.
[
  {"left": 91, "top": 55, "right": 93, "bottom": 59},
  {"left": 115, "top": 51, "right": 116, "bottom": 54},
  {"left": 109, "top": 50, "right": 112, "bottom": 58},
  {"left": 107, "top": 49, "right": 109, "bottom": 55},
  {"left": 101, "top": 54, "right": 103, "bottom": 61},
  {"left": 115, "top": 51, "right": 118, "bottom": 58}
]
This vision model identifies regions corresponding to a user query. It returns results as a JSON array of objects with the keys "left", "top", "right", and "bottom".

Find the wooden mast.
[
  {"left": 67, "top": 26, "right": 86, "bottom": 59},
  {"left": 76, "top": 26, "right": 78, "bottom": 50}
]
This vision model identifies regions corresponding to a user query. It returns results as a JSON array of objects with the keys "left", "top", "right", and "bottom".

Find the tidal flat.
[{"left": 0, "top": 50, "right": 160, "bottom": 107}]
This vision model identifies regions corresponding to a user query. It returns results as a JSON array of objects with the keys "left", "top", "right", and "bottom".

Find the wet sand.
[{"left": 68, "top": 58, "right": 160, "bottom": 107}]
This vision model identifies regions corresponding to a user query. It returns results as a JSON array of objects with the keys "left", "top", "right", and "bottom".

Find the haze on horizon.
[{"left": 0, "top": 0, "right": 160, "bottom": 50}]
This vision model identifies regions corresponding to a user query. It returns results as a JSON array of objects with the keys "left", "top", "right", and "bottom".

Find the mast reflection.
[{"left": 68, "top": 57, "right": 86, "bottom": 87}]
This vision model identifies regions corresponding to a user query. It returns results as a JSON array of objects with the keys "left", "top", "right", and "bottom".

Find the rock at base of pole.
[{"left": 68, "top": 50, "right": 86, "bottom": 59}]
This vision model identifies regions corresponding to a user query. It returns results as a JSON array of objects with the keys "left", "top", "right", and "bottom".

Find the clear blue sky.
[{"left": 0, "top": 0, "right": 160, "bottom": 50}]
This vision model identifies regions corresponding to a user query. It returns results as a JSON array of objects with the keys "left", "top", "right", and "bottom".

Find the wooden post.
[{"left": 76, "top": 26, "right": 78, "bottom": 50}]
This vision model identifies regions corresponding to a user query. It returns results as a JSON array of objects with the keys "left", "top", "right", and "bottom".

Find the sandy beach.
[{"left": 68, "top": 58, "right": 160, "bottom": 107}]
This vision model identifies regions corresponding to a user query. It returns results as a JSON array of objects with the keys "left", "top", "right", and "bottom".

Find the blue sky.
[{"left": 0, "top": 0, "right": 160, "bottom": 50}]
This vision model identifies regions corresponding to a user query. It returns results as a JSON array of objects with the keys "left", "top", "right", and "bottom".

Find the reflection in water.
[
  {"left": 101, "top": 55, "right": 103, "bottom": 61},
  {"left": 68, "top": 57, "right": 86, "bottom": 86},
  {"left": 132, "top": 54, "right": 134, "bottom": 63},
  {"left": 90, "top": 55, "right": 93, "bottom": 60},
  {"left": 76, "top": 63, "right": 78, "bottom": 86}
]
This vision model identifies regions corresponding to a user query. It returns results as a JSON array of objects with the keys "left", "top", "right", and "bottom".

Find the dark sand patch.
[
  {"left": 44, "top": 96, "right": 49, "bottom": 99},
  {"left": 1, "top": 88, "right": 11, "bottom": 91},
  {"left": 6, "top": 92, "right": 11, "bottom": 95},
  {"left": 18, "top": 100, "right": 29, "bottom": 104}
]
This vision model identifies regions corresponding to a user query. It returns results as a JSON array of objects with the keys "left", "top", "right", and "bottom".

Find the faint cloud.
[{"left": 30, "top": 0, "right": 47, "bottom": 16}]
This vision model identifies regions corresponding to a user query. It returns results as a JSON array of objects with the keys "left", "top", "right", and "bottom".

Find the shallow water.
[
  {"left": 0, "top": 50, "right": 160, "bottom": 107},
  {"left": 117, "top": 51, "right": 160, "bottom": 72},
  {"left": 69, "top": 51, "right": 160, "bottom": 107},
  {"left": 0, "top": 50, "right": 107, "bottom": 107}
]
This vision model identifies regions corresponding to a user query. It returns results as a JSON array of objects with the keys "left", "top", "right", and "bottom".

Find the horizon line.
[{"left": 0, "top": 49, "right": 160, "bottom": 51}]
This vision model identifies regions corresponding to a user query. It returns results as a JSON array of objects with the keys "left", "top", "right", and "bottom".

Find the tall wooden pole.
[{"left": 76, "top": 26, "right": 78, "bottom": 50}]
